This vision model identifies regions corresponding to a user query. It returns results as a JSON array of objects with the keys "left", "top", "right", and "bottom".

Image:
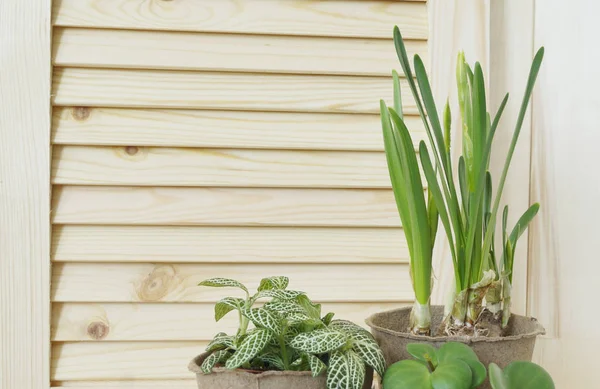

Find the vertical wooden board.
[
  {"left": 52, "top": 0, "right": 428, "bottom": 39},
  {"left": 0, "top": 0, "right": 51, "bottom": 388}
]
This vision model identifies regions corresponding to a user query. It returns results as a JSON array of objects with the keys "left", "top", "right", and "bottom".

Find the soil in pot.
[
  {"left": 366, "top": 305, "right": 545, "bottom": 389},
  {"left": 189, "top": 352, "right": 374, "bottom": 389}
]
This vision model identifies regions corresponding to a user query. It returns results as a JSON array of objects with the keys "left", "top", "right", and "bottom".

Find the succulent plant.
[
  {"left": 198, "top": 276, "right": 385, "bottom": 389},
  {"left": 489, "top": 361, "right": 555, "bottom": 389},
  {"left": 383, "top": 342, "right": 486, "bottom": 389}
]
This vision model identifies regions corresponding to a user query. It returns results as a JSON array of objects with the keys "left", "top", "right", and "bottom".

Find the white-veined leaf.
[
  {"left": 308, "top": 354, "right": 327, "bottom": 377},
  {"left": 257, "top": 353, "right": 285, "bottom": 370},
  {"left": 330, "top": 320, "right": 368, "bottom": 335},
  {"left": 253, "top": 289, "right": 305, "bottom": 301},
  {"left": 322, "top": 312, "right": 335, "bottom": 325},
  {"left": 225, "top": 329, "right": 273, "bottom": 369},
  {"left": 287, "top": 312, "right": 323, "bottom": 327},
  {"left": 350, "top": 331, "right": 386, "bottom": 376},
  {"left": 258, "top": 276, "right": 289, "bottom": 291},
  {"left": 242, "top": 306, "right": 282, "bottom": 335},
  {"left": 205, "top": 332, "right": 235, "bottom": 353},
  {"left": 263, "top": 300, "right": 305, "bottom": 315},
  {"left": 199, "top": 278, "right": 248, "bottom": 294},
  {"left": 290, "top": 328, "right": 347, "bottom": 354},
  {"left": 214, "top": 297, "right": 245, "bottom": 322},
  {"left": 326, "top": 350, "right": 366, "bottom": 389},
  {"left": 200, "top": 350, "right": 232, "bottom": 374},
  {"left": 297, "top": 294, "right": 322, "bottom": 319}
]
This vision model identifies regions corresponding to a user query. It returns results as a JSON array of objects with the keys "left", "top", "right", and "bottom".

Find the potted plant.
[
  {"left": 383, "top": 343, "right": 555, "bottom": 389},
  {"left": 365, "top": 25, "right": 546, "bottom": 379},
  {"left": 189, "top": 276, "right": 385, "bottom": 389}
]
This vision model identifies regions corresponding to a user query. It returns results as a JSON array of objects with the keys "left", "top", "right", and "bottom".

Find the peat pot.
[
  {"left": 189, "top": 352, "right": 373, "bottom": 389},
  {"left": 366, "top": 306, "right": 545, "bottom": 388}
]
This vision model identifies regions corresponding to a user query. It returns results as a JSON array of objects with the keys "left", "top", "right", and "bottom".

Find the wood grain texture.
[
  {"left": 52, "top": 225, "right": 409, "bottom": 263},
  {"left": 53, "top": 28, "right": 428, "bottom": 76},
  {"left": 528, "top": 1, "right": 600, "bottom": 386},
  {"left": 51, "top": 68, "right": 416, "bottom": 114},
  {"left": 52, "top": 382, "right": 197, "bottom": 389},
  {"left": 51, "top": 301, "right": 407, "bottom": 341},
  {"left": 52, "top": 186, "right": 402, "bottom": 227},
  {"left": 51, "top": 262, "right": 412, "bottom": 302},
  {"left": 52, "top": 0, "right": 427, "bottom": 39},
  {"left": 52, "top": 146, "right": 400, "bottom": 188},
  {"left": 52, "top": 107, "right": 426, "bottom": 151},
  {"left": 51, "top": 342, "right": 209, "bottom": 380},
  {"left": 0, "top": 0, "right": 51, "bottom": 388}
]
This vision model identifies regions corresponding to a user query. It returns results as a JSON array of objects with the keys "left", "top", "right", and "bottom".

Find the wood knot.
[
  {"left": 72, "top": 107, "right": 91, "bottom": 121},
  {"left": 87, "top": 321, "right": 109, "bottom": 340},
  {"left": 125, "top": 146, "right": 139, "bottom": 156},
  {"left": 136, "top": 265, "right": 178, "bottom": 302}
]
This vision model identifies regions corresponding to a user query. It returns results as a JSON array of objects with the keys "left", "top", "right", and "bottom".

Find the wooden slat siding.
[
  {"left": 52, "top": 186, "right": 403, "bottom": 227},
  {"left": 52, "top": 342, "right": 209, "bottom": 381},
  {"left": 53, "top": 146, "right": 404, "bottom": 188},
  {"left": 52, "top": 107, "right": 427, "bottom": 151},
  {"left": 53, "top": 28, "right": 429, "bottom": 77},
  {"left": 51, "top": 263, "right": 413, "bottom": 303},
  {"left": 51, "top": 68, "right": 416, "bottom": 114},
  {"left": 52, "top": 225, "right": 409, "bottom": 264},
  {"left": 52, "top": 382, "right": 198, "bottom": 389},
  {"left": 52, "top": 302, "right": 407, "bottom": 341},
  {"left": 52, "top": 0, "right": 427, "bottom": 39}
]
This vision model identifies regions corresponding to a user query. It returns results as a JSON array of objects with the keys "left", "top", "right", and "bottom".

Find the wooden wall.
[{"left": 49, "top": 0, "right": 429, "bottom": 386}]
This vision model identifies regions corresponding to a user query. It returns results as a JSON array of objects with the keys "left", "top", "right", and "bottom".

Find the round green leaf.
[
  {"left": 437, "top": 342, "right": 485, "bottom": 387},
  {"left": 431, "top": 359, "right": 472, "bottom": 389},
  {"left": 504, "top": 361, "right": 555, "bottom": 389},
  {"left": 407, "top": 343, "right": 439, "bottom": 366},
  {"left": 489, "top": 363, "right": 509, "bottom": 389},
  {"left": 383, "top": 360, "right": 433, "bottom": 389}
]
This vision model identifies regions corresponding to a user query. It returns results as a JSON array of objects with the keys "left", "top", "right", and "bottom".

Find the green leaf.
[
  {"left": 290, "top": 328, "right": 347, "bottom": 354},
  {"left": 214, "top": 297, "right": 245, "bottom": 322},
  {"left": 225, "top": 328, "right": 273, "bottom": 369},
  {"left": 296, "top": 294, "right": 322, "bottom": 319},
  {"left": 503, "top": 361, "right": 555, "bottom": 389},
  {"left": 199, "top": 278, "right": 248, "bottom": 294},
  {"left": 242, "top": 307, "right": 282, "bottom": 335},
  {"left": 406, "top": 343, "right": 438, "bottom": 366},
  {"left": 205, "top": 332, "right": 235, "bottom": 353},
  {"left": 489, "top": 363, "right": 509, "bottom": 389},
  {"left": 256, "top": 353, "right": 285, "bottom": 370},
  {"left": 200, "top": 350, "right": 231, "bottom": 374},
  {"left": 351, "top": 331, "right": 386, "bottom": 376},
  {"left": 308, "top": 354, "right": 327, "bottom": 377},
  {"left": 431, "top": 359, "right": 472, "bottom": 389},
  {"left": 329, "top": 319, "right": 367, "bottom": 335},
  {"left": 253, "top": 289, "right": 305, "bottom": 301},
  {"left": 384, "top": 359, "right": 432, "bottom": 389},
  {"left": 326, "top": 350, "right": 365, "bottom": 389},
  {"left": 286, "top": 312, "right": 323, "bottom": 327},
  {"left": 322, "top": 312, "right": 335, "bottom": 325},
  {"left": 508, "top": 203, "right": 540, "bottom": 249},
  {"left": 263, "top": 300, "right": 305, "bottom": 315},
  {"left": 258, "top": 276, "right": 289, "bottom": 291},
  {"left": 437, "top": 342, "right": 486, "bottom": 388}
]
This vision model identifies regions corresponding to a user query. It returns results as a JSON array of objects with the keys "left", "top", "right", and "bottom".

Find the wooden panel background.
[{"left": 49, "top": 0, "right": 428, "bottom": 387}]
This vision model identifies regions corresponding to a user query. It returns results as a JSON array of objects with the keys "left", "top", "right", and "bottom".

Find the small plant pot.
[
  {"left": 189, "top": 352, "right": 374, "bottom": 389},
  {"left": 366, "top": 305, "right": 545, "bottom": 389}
]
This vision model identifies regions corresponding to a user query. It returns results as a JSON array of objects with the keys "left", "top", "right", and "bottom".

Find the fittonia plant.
[
  {"left": 198, "top": 276, "right": 385, "bottom": 389},
  {"left": 382, "top": 26, "right": 544, "bottom": 335}
]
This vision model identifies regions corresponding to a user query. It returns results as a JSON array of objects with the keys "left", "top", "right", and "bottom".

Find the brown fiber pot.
[
  {"left": 189, "top": 352, "right": 374, "bottom": 389},
  {"left": 366, "top": 305, "right": 545, "bottom": 389}
]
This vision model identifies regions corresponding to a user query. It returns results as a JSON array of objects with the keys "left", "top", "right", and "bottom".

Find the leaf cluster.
[{"left": 199, "top": 276, "right": 386, "bottom": 389}]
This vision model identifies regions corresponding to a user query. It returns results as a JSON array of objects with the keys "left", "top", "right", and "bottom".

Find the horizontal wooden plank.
[
  {"left": 52, "top": 146, "right": 397, "bottom": 188},
  {"left": 51, "top": 107, "right": 427, "bottom": 151},
  {"left": 52, "top": 225, "right": 409, "bottom": 263},
  {"left": 52, "top": 186, "right": 402, "bottom": 227},
  {"left": 52, "top": 342, "right": 208, "bottom": 380},
  {"left": 53, "top": 28, "right": 428, "bottom": 76},
  {"left": 52, "top": 382, "right": 197, "bottom": 389},
  {"left": 51, "top": 262, "right": 413, "bottom": 302},
  {"left": 52, "top": 301, "right": 406, "bottom": 341},
  {"left": 51, "top": 68, "right": 416, "bottom": 114},
  {"left": 52, "top": 0, "right": 427, "bottom": 39}
]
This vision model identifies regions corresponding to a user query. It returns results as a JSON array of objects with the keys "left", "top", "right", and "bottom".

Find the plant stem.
[
  {"left": 279, "top": 334, "right": 290, "bottom": 370},
  {"left": 410, "top": 301, "right": 432, "bottom": 335}
]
